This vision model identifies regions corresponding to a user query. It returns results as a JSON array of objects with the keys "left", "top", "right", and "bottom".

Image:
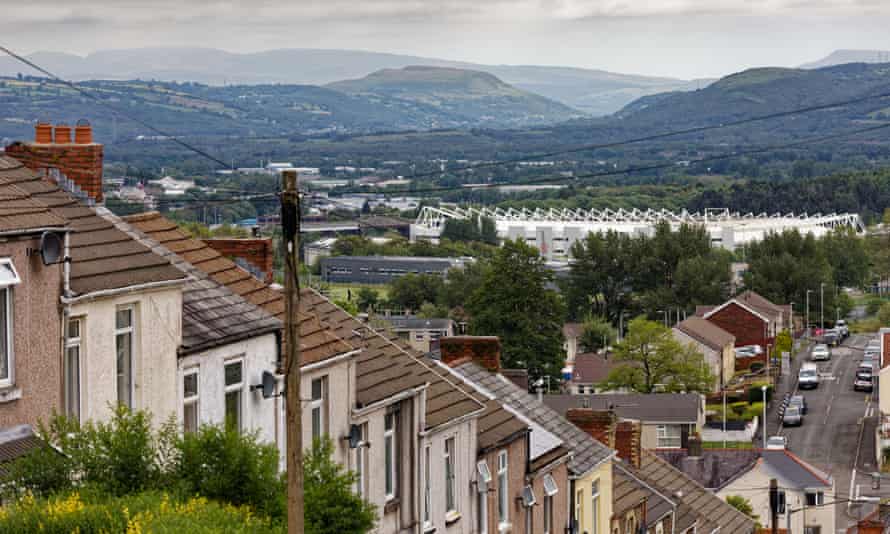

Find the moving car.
[
  {"left": 788, "top": 395, "right": 807, "bottom": 415},
  {"left": 799, "top": 363, "right": 820, "bottom": 389},
  {"left": 835, "top": 319, "right": 849, "bottom": 338},
  {"left": 811, "top": 344, "right": 831, "bottom": 361},
  {"left": 854, "top": 370, "right": 874, "bottom": 392},
  {"left": 823, "top": 331, "right": 839, "bottom": 347},
  {"left": 766, "top": 436, "right": 787, "bottom": 450},
  {"left": 783, "top": 405, "right": 803, "bottom": 427}
]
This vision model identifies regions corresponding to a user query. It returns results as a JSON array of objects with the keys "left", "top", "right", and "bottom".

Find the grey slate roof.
[
  {"left": 761, "top": 450, "right": 832, "bottom": 489},
  {"left": 638, "top": 451, "right": 756, "bottom": 534},
  {"left": 113, "top": 214, "right": 282, "bottom": 355},
  {"left": 543, "top": 393, "right": 702, "bottom": 424},
  {"left": 382, "top": 316, "right": 453, "bottom": 331},
  {"left": 656, "top": 449, "right": 759, "bottom": 491},
  {"left": 674, "top": 316, "right": 735, "bottom": 351},
  {"left": 453, "top": 361, "right": 614, "bottom": 477},
  {"left": 0, "top": 425, "right": 59, "bottom": 477},
  {"left": 613, "top": 462, "right": 675, "bottom": 528}
]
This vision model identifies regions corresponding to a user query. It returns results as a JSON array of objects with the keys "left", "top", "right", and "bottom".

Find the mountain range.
[
  {"left": 0, "top": 47, "right": 709, "bottom": 116},
  {"left": 800, "top": 49, "right": 890, "bottom": 69}
]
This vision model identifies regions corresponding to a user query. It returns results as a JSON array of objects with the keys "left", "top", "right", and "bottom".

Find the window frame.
[
  {"left": 384, "top": 409, "right": 399, "bottom": 501},
  {"left": 0, "top": 268, "right": 15, "bottom": 389},
  {"left": 445, "top": 436, "right": 457, "bottom": 514},
  {"left": 310, "top": 376, "right": 328, "bottom": 441},
  {"left": 591, "top": 479, "right": 600, "bottom": 534},
  {"left": 64, "top": 316, "right": 83, "bottom": 420},
  {"left": 497, "top": 450, "right": 509, "bottom": 527},
  {"left": 656, "top": 424, "right": 682, "bottom": 448},
  {"left": 115, "top": 305, "right": 135, "bottom": 408},
  {"left": 543, "top": 493, "right": 552, "bottom": 534},
  {"left": 224, "top": 358, "right": 244, "bottom": 432},
  {"left": 424, "top": 444, "right": 432, "bottom": 527},
  {"left": 805, "top": 491, "right": 824, "bottom": 506},
  {"left": 182, "top": 367, "right": 199, "bottom": 433},
  {"left": 355, "top": 422, "right": 367, "bottom": 498}
]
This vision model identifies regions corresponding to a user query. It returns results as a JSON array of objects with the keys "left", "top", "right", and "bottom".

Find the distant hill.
[
  {"left": 326, "top": 66, "right": 579, "bottom": 124},
  {"left": 0, "top": 47, "right": 705, "bottom": 115},
  {"left": 0, "top": 74, "right": 577, "bottom": 143},
  {"left": 800, "top": 49, "right": 890, "bottom": 69},
  {"left": 612, "top": 63, "right": 890, "bottom": 137}
]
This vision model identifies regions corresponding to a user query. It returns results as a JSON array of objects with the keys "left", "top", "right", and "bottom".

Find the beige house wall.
[
  {"left": 574, "top": 458, "right": 613, "bottom": 534},
  {"left": 71, "top": 286, "right": 182, "bottom": 424}
]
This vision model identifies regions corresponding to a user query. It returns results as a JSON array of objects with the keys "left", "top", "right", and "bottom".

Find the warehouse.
[{"left": 319, "top": 255, "right": 471, "bottom": 284}]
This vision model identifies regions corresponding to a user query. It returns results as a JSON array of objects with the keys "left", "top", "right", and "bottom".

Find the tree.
[
  {"left": 579, "top": 316, "right": 616, "bottom": 352},
  {"left": 467, "top": 239, "right": 566, "bottom": 379},
  {"left": 304, "top": 438, "right": 377, "bottom": 534},
  {"left": 822, "top": 227, "right": 869, "bottom": 288},
  {"left": 388, "top": 273, "right": 444, "bottom": 311},
  {"left": 726, "top": 495, "right": 759, "bottom": 524},
  {"left": 775, "top": 329, "right": 793, "bottom": 359},
  {"left": 355, "top": 287, "right": 379, "bottom": 312},
  {"left": 565, "top": 230, "right": 636, "bottom": 322},
  {"left": 878, "top": 302, "right": 890, "bottom": 326},
  {"left": 605, "top": 318, "right": 714, "bottom": 393}
]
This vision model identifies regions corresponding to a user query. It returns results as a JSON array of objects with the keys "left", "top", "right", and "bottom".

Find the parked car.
[
  {"left": 788, "top": 395, "right": 807, "bottom": 415},
  {"left": 859, "top": 361, "right": 875, "bottom": 374},
  {"left": 811, "top": 344, "right": 831, "bottom": 361},
  {"left": 862, "top": 352, "right": 876, "bottom": 364},
  {"left": 799, "top": 363, "right": 820, "bottom": 389},
  {"left": 766, "top": 436, "right": 788, "bottom": 450},
  {"left": 783, "top": 405, "right": 803, "bottom": 427},
  {"left": 854, "top": 371, "right": 874, "bottom": 392},
  {"left": 823, "top": 331, "right": 839, "bottom": 347},
  {"left": 735, "top": 345, "right": 764, "bottom": 358}
]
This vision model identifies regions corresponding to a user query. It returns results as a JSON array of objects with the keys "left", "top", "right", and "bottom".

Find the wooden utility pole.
[
  {"left": 282, "top": 169, "right": 303, "bottom": 534},
  {"left": 769, "top": 478, "right": 779, "bottom": 534}
]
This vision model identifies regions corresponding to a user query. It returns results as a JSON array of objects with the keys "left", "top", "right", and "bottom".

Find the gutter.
[
  {"left": 352, "top": 383, "right": 429, "bottom": 418},
  {"left": 0, "top": 226, "right": 69, "bottom": 237},
  {"left": 61, "top": 276, "right": 190, "bottom": 305},
  {"left": 300, "top": 349, "right": 361, "bottom": 373},
  {"left": 178, "top": 324, "right": 284, "bottom": 357},
  {"left": 569, "top": 450, "right": 617, "bottom": 480},
  {"left": 419, "top": 402, "right": 487, "bottom": 437}
]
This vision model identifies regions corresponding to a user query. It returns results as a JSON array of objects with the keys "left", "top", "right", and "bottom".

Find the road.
[{"left": 763, "top": 333, "right": 877, "bottom": 532}]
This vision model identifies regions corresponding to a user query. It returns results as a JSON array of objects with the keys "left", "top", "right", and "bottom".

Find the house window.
[
  {"left": 355, "top": 423, "right": 367, "bottom": 498},
  {"left": 656, "top": 424, "right": 682, "bottom": 448},
  {"left": 424, "top": 444, "right": 432, "bottom": 527},
  {"left": 776, "top": 491, "right": 786, "bottom": 514},
  {"left": 0, "top": 259, "right": 19, "bottom": 389},
  {"left": 804, "top": 527, "right": 821, "bottom": 534},
  {"left": 575, "top": 489, "right": 584, "bottom": 532},
  {"left": 183, "top": 369, "right": 199, "bottom": 433},
  {"left": 64, "top": 318, "right": 82, "bottom": 420},
  {"left": 591, "top": 479, "right": 600, "bottom": 534},
  {"left": 655, "top": 522, "right": 664, "bottom": 534},
  {"left": 224, "top": 360, "right": 243, "bottom": 432},
  {"left": 310, "top": 376, "right": 327, "bottom": 441},
  {"left": 384, "top": 410, "right": 398, "bottom": 500},
  {"left": 498, "top": 450, "right": 509, "bottom": 526},
  {"left": 414, "top": 332, "right": 425, "bottom": 343},
  {"left": 805, "top": 491, "right": 824, "bottom": 506},
  {"left": 115, "top": 306, "right": 135, "bottom": 408},
  {"left": 445, "top": 436, "right": 457, "bottom": 514}
]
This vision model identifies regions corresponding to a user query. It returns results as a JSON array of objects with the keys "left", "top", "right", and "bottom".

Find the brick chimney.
[
  {"left": 5, "top": 120, "right": 104, "bottom": 203},
  {"left": 203, "top": 237, "right": 275, "bottom": 283},
  {"left": 566, "top": 408, "right": 642, "bottom": 467},
  {"left": 440, "top": 336, "right": 501, "bottom": 371}
]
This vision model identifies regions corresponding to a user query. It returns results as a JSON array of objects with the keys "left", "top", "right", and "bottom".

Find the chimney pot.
[
  {"left": 74, "top": 120, "right": 93, "bottom": 144},
  {"left": 54, "top": 123, "right": 72, "bottom": 144},
  {"left": 35, "top": 122, "right": 53, "bottom": 144}
]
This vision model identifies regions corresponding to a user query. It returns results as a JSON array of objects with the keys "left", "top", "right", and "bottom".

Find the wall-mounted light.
[{"left": 251, "top": 370, "right": 281, "bottom": 399}]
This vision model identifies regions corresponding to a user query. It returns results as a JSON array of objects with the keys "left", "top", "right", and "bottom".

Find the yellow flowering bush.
[{"left": 0, "top": 491, "right": 282, "bottom": 533}]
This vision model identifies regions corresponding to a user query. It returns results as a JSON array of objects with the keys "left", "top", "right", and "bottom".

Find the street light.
[
  {"left": 820, "top": 282, "right": 825, "bottom": 330},
  {"left": 761, "top": 385, "right": 768, "bottom": 449},
  {"left": 806, "top": 290, "right": 813, "bottom": 337},
  {"left": 657, "top": 310, "right": 666, "bottom": 327},
  {"left": 618, "top": 311, "right": 629, "bottom": 343}
]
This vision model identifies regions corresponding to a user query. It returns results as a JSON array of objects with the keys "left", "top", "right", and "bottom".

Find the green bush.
[
  {"left": 0, "top": 491, "right": 279, "bottom": 533},
  {"left": 174, "top": 425, "right": 285, "bottom": 521},
  {"left": 748, "top": 383, "right": 773, "bottom": 403},
  {"left": 730, "top": 401, "right": 749, "bottom": 415},
  {"left": 305, "top": 438, "right": 377, "bottom": 534},
  {"left": 744, "top": 402, "right": 764, "bottom": 421}
]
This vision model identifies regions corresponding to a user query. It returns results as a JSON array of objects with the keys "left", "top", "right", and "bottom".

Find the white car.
[
  {"left": 766, "top": 436, "right": 787, "bottom": 450},
  {"left": 811, "top": 344, "right": 830, "bottom": 361}
]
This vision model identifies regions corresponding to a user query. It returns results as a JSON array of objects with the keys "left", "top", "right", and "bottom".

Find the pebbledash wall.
[
  {"left": 69, "top": 287, "right": 183, "bottom": 424},
  {"left": 0, "top": 236, "right": 65, "bottom": 427}
]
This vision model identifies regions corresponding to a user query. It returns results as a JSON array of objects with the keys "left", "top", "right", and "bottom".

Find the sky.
[{"left": 3, "top": 0, "right": 890, "bottom": 79}]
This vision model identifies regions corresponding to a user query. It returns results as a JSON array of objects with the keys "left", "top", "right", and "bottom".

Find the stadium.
[{"left": 410, "top": 206, "right": 863, "bottom": 260}]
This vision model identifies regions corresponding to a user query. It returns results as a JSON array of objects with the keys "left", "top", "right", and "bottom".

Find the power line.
[{"left": 0, "top": 44, "right": 234, "bottom": 171}]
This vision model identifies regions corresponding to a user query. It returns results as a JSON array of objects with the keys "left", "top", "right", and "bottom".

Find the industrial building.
[
  {"left": 319, "top": 255, "right": 471, "bottom": 284},
  {"left": 411, "top": 206, "right": 863, "bottom": 260}
]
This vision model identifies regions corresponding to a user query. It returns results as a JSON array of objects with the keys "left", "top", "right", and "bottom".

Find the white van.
[{"left": 799, "top": 363, "right": 819, "bottom": 389}]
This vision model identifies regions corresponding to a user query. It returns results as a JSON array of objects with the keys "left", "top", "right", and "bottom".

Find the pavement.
[{"left": 761, "top": 333, "right": 880, "bottom": 532}]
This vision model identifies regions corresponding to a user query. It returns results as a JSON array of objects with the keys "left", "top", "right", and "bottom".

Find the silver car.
[
  {"left": 783, "top": 405, "right": 803, "bottom": 427},
  {"left": 811, "top": 344, "right": 830, "bottom": 361}
]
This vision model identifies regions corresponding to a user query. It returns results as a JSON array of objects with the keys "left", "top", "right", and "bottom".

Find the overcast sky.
[{"left": 3, "top": 0, "right": 890, "bottom": 79}]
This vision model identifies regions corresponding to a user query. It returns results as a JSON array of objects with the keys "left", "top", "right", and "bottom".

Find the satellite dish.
[
  {"left": 261, "top": 370, "right": 277, "bottom": 399},
  {"left": 39, "top": 232, "right": 63, "bottom": 265}
]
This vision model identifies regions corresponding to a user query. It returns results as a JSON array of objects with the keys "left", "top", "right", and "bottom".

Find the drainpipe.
[{"left": 59, "top": 231, "right": 72, "bottom": 416}]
